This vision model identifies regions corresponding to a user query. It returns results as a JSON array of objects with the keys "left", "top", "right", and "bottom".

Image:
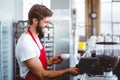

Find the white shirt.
[{"left": 15, "top": 33, "right": 43, "bottom": 79}]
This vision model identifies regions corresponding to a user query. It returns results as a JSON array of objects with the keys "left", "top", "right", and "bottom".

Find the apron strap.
[{"left": 28, "top": 27, "right": 40, "bottom": 50}]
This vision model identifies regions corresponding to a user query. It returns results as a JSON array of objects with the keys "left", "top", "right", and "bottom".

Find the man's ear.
[{"left": 32, "top": 18, "right": 38, "bottom": 25}]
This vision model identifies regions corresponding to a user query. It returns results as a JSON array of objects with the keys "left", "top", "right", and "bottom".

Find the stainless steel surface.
[{"left": 51, "top": 9, "right": 71, "bottom": 80}]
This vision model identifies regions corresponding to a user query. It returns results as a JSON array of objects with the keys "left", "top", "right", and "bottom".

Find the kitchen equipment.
[
  {"left": 78, "top": 41, "right": 86, "bottom": 56},
  {"left": 76, "top": 40, "right": 120, "bottom": 80},
  {"left": 95, "top": 42, "right": 119, "bottom": 80}
]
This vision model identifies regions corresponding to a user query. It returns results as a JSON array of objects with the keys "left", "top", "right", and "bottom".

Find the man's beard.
[{"left": 36, "top": 23, "right": 44, "bottom": 39}]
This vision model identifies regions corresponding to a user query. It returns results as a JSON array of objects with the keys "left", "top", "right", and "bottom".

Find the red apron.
[{"left": 23, "top": 27, "right": 47, "bottom": 80}]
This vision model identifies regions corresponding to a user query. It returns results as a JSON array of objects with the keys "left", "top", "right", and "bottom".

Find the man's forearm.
[{"left": 41, "top": 69, "right": 69, "bottom": 79}]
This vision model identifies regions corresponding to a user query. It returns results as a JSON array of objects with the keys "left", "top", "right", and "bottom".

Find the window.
[{"left": 100, "top": 0, "right": 120, "bottom": 36}]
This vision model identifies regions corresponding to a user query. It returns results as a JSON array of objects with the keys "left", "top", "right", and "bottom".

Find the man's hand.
[
  {"left": 66, "top": 67, "right": 80, "bottom": 76},
  {"left": 52, "top": 55, "right": 63, "bottom": 64},
  {"left": 47, "top": 55, "right": 63, "bottom": 66}
]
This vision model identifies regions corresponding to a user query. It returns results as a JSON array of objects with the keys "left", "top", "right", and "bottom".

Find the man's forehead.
[{"left": 42, "top": 17, "right": 50, "bottom": 21}]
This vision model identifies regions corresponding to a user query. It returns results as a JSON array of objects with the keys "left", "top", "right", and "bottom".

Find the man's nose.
[{"left": 46, "top": 23, "right": 49, "bottom": 27}]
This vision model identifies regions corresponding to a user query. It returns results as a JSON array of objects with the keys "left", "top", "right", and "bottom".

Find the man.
[{"left": 16, "top": 4, "right": 80, "bottom": 80}]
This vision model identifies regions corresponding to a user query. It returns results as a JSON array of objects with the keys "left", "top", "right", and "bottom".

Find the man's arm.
[{"left": 24, "top": 56, "right": 79, "bottom": 80}]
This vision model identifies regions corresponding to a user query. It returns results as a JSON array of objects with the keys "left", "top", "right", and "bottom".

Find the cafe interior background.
[{"left": 0, "top": 0, "right": 120, "bottom": 80}]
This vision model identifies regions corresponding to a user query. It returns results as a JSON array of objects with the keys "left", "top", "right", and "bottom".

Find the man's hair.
[{"left": 28, "top": 4, "right": 53, "bottom": 25}]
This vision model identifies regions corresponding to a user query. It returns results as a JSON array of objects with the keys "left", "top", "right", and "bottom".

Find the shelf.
[
  {"left": 45, "top": 46, "right": 54, "bottom": 48},
  {"left": 45, "top": 41, "right": 54, "bottom": 43},
  {"left": 96, "top": 42, "right": 120, "bottom": 45}
]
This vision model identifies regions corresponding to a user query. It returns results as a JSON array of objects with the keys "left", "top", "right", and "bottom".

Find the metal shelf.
[{"left": 96, "top": 42, "right": 120, "bottom": 45}]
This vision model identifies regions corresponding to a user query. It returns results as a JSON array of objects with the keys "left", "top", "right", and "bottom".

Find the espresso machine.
[{"left": 76, "top": 35, "right": 120, "bottom": 80}]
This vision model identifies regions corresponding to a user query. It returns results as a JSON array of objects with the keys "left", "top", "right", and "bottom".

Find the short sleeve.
[{"left": 16, "top": 34, "right": 40, "bottom": 62}]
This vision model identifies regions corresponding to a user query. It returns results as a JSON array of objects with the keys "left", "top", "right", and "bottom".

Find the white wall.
[{"left": 0, "top": 0, "right": 23, "bottom": 21}]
